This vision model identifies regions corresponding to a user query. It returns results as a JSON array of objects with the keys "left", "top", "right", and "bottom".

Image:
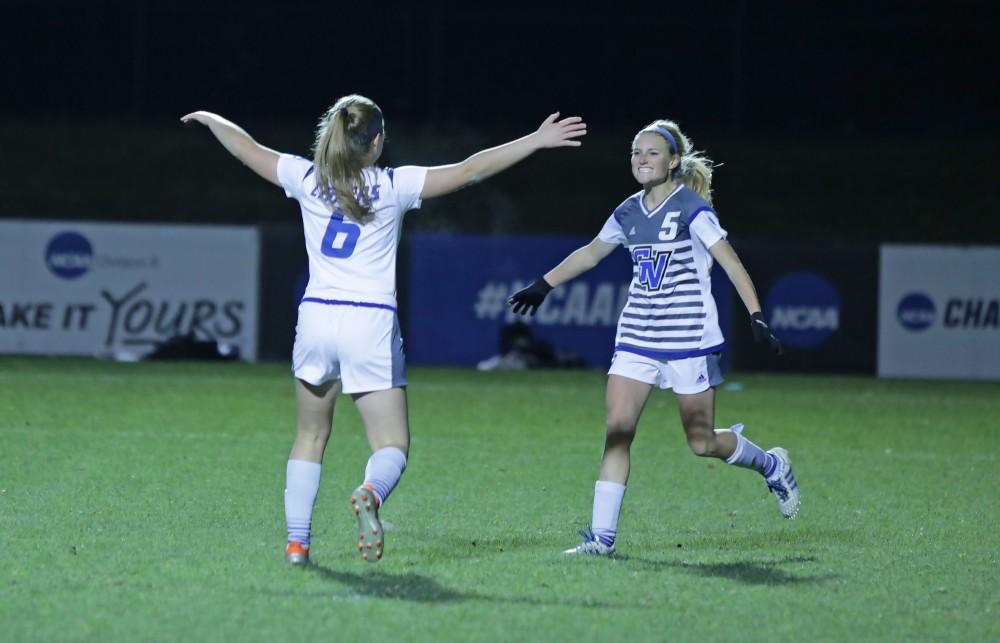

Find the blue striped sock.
[
  {"left": 592, "top": 481, "right": 626, "bottom": 547},
  {"left": 363, "top": 446, "right": 407, "bottom": 506},
  {"left": 285, "top": 459, "right": 322, "bottom": 546},
  {"left": 724, "top": 425, "right": 771, "bottom": 476}
]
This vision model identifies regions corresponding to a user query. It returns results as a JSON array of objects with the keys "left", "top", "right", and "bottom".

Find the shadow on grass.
[
  {"left": 618, "top": 555, "right": 835, "bottom": 586},
  {"left": 306, "top": 564, "right": 619, "bottom": 609},
  {"left": 308, "top": 565, "right": 465, "bottom": 602}
]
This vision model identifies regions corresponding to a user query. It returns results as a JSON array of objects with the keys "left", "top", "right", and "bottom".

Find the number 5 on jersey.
[
  {"left": 659, "top": 210, "right": 682, "bottom": 241},
  {"left": 321, "top": 213, "right": 361, "bottom": 258}
]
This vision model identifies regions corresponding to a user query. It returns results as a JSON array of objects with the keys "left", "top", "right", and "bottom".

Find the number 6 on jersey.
[{"left": 321, "top": 214, "right": 361, "bottom": 258}]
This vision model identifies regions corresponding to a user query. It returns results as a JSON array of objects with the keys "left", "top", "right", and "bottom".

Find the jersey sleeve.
[
  {"left": 597, "top": 212, "right": 627, "bottom": 246},
  {"left": 277, "top": 154, "right": 313, "bottom": 200},
  {"left": 390, "top": 166, "right": 428, "bottom": 212},
  {"left": 689, "top": 208, "right": 727, "bottom": 248}
]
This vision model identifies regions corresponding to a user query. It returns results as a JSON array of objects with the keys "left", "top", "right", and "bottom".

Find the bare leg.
[
  {"left": 352, "top": 387, "right": 410, "bottom": 455},
  {"left": 675, "top": 387, "right": 737, "bottom": 459},
  {"left": 290, "top": 378, "right": 340, "bottom": 462},
  {"left": 349, "top": 387, "right": 410, "bottom": 562},
  {"left": 599, "top": 375, "right": 654, "bottom": 484},
  {"left": 284, "top": 378, "right": 340, "bottom": 558}
]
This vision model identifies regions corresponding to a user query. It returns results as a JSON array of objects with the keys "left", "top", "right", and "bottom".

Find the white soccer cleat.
[
  {"left": 351, "top": 484, "right": 383, "bottom": 562},
  {"left": 563, "top": 527, "right": 615, "bottom": 556},
  {"left": 765, "top": 447, "right": 800, "bottom": 518}
]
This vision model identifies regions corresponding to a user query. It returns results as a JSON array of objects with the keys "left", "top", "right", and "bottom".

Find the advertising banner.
[
  {"left": 0, "top": 220, "right": 259, "bottom": 360},
  {"left": 405, "top": 233, "right": 731, "bottom": 368},
  {"left": 727, "top": 241, "right": 879, "bottom": 374},
  {"left": 879, "top": 245, "right": 1000, "bottom": 380}
]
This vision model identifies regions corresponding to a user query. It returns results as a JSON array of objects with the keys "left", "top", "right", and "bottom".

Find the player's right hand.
[
  {"left": 507, "top": 278, "right": 554, "bottom": 316},
  {"left": 534, "top": 113, "right": 587, "bottom": 148}
]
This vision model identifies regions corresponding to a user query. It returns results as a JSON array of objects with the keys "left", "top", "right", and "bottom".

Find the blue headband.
[
  {"left": 644, "top": 126, "right": 678, "bottom": 154},
  {"left": 341, "top": 105, "right": 384, "bottom": 146},
  {"left": 355, "top": 107, "right": 384, "bottom": 146}
]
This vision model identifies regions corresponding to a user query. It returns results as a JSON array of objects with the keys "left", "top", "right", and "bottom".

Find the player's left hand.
[
  {"left": 751, "top": 312, "right": 783, "bottom": 354},
  {"left": 533, "top": 113, "right": 587, "bottom": 148},
  {"left": 507, "top": 278, "right": 554, "bottom": 316}
]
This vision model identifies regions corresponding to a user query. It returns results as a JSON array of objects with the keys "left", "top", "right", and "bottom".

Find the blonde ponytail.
[{"left": 312, "top": 95, "right": 384, "bottom": 223}]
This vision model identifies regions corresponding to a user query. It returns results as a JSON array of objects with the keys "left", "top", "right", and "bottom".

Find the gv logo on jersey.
[
  {"left": 632, "top": 246, "right": 673, "bottom": 291},
  {"left": 45, "top": 231, "right": 93, "bottom": 279}
]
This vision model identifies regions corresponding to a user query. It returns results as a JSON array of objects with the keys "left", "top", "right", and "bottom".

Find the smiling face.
[{"left": 630, "top": 131, "right": 678, "bottom": 187}]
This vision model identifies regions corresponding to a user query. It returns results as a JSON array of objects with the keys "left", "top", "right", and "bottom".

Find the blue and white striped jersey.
[
  {"left": 598, "top": 184, "right": 727, "bottom": 360},
  {"left": 277, "top": 154, "right": 427, "bottom": 309}
]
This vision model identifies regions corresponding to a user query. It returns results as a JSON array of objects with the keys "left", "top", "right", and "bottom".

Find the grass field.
[{"left": 1, "top": 357, "right": 997, "bottom": 642}]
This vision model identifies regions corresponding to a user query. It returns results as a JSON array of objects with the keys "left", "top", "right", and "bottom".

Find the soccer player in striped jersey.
[
  {"left": 508, "top": 119, "right": 799, "bottom": 555},
  {"left": 182, "top": 96, "right": 586, "bottom": 564}
]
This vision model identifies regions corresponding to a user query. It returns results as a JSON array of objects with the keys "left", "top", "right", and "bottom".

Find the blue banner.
[{"left": 405, "top": 233, "right": 732, "bottom": 368}]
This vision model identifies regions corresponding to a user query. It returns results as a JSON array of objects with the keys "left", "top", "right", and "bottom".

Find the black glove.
[
  {"left": 750, "top": 311, "right": 783, "bottom": 354},
  {"left": 507, "top": 278, "right": 553, "bottom": 316}
]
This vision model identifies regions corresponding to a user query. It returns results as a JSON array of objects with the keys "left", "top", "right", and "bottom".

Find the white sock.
[
  {"left": 284, "top": 459, "right": 322, "bottom": 546},
  {"left": 723, "top": 423, "right": 772, "bottom": 475},
  {"left": 591, "top": 480, "right": 626, "bottom": 546},
  {"left": 363, "top": 446, "right": 407, "bottom": 506}
]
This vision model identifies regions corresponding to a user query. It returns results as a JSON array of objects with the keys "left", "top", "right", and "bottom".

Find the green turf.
[{"left": 1, "top": 358, "right": 997, "bottom": 642}]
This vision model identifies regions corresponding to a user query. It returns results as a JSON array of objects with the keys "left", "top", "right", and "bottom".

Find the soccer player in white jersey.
[
  {"left": 181, "top": 95, "right": 586, "bottom": 565},
  {"left": 508, "top": 118, "right": 799, "bottom": 555}
]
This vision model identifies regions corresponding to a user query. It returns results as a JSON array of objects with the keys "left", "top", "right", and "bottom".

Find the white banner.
[
  {"left": 0, "top": 220, "right": 259, "bottom": 361},
  {"left": 878, "top": 244, "right": 1000, "bottom": 380}
]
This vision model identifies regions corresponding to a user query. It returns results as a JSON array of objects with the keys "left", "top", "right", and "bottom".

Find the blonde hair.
[
  {"left": 637, "top": 119, "right": 715, "bottom": 203},
  {"left": 312, "top": 94, "right": 384, "bottom": 223}
]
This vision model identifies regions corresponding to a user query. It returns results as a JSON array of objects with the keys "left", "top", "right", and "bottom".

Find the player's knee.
[
  {"left": 370, "top": 436, "right": 409, "bottom": 455},
  {"left": 605, "top": 416, "right": 637, "bottom": 447},
  {"left": 296, "top": 420, "right": 331, "bottom": 444},
  {"left": 686, "top": 433, "right": 714, "bottom": 457}
]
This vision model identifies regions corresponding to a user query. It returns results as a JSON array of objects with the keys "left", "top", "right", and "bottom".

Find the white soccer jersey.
[
  {"left": 598, "top": 184, "right": 728, "bottom": 359},
  {"left": 277, "top": 154, "right": 427, "bottom": 309}
]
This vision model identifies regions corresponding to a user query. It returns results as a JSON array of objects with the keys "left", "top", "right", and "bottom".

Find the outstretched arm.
[
  {"left": 508, "top": 237, "right": 616, "bottom": 316},
  {"left": 420, "top": 113, "right": 586, "bottom": 199},
  {"left": 709, "top": 239, "right": 761, "bottom": 314},
  {"left": 180, "top": 111, "right": 280, "bottom": 186},
  {"left": 544, "top": 237, "right": 617, "bottom": 287}
]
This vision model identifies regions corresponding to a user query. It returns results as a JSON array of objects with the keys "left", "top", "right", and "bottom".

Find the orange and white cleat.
[
  {"left": 285, "top": 540, "right": 310, "bottom": 566},
  {"left": 350, "top": 484, "right": 383, "bottom": 562}
]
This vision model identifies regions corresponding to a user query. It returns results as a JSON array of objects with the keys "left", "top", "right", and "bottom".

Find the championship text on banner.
[
  {"left": 0, "top": 220, "right": 260, "bottom": 360},
  {"left": 878, "top": 244, "right": 1000, "bottom": 380},
  {"left": 404, "top": 233, "right": 731, "bottom": 368}
]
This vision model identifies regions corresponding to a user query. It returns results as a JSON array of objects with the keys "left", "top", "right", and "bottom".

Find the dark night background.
[{"left": 1, "top": 0, "right": 997, "bottom": 244}]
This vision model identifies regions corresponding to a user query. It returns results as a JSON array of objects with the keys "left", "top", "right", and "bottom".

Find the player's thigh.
[
  {"left": 295, "top": 377, "right": 340, "bottom": 432},
  {"left": 668, "top": 354, "right": 722, "bottom": 433},
  {"left": 675, "top": 387, "right": 715, "bottom": 434},
  {"left": 352, "top": 387, "right": 410, "bottom": 453},
  {"left": 606, "top": 374, "right": 654, "bottom": 432}
]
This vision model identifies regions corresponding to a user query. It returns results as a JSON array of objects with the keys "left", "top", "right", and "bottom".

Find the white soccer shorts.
[
  {"left": 292, "top": 300, "right": 406, "bottom": 394},
  {"left": 608, "top": 350, "right": 723, "bottom": 394}
]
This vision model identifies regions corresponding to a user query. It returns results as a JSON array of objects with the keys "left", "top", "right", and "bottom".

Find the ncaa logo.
[
  {"left": 764, "top": 271, "right": 840, "bottom": 348},
  {"left": 896, "top": 292, "right": 935, "bottom": 332},
  {"left": 45, "top": 231, "right": 93, "bottom": 279}
]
